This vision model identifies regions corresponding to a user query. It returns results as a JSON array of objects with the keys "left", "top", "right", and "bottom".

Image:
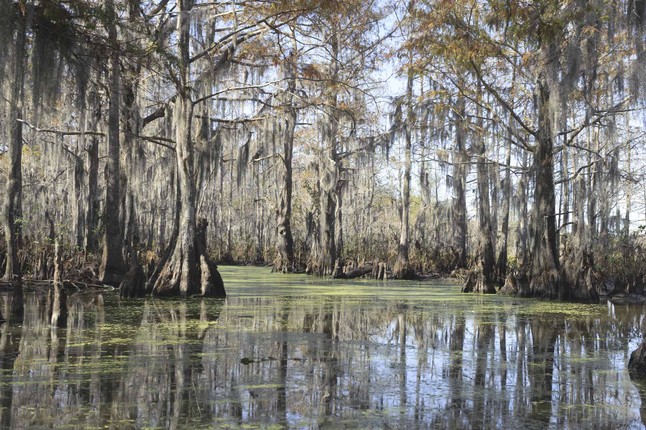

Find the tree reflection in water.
[{"left": 0, "top": 268, "right": 643, "bottom": 428}]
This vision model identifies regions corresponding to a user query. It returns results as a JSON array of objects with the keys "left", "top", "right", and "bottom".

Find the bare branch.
[
  {"left": 469, "top": 59, "right": 538, "bottom": 143},
  {"left": 18, "top": 119, "right": 105, "bottom": 137}
]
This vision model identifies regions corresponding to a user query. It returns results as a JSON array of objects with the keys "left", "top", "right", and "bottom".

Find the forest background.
[{"left": 1, "top": 0, "right": 646, "bottom": 301}]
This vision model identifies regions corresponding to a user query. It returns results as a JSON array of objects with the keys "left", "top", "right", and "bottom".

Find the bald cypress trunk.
[
  {"left": 85, "top": 90, "right": 101, "bottom": 254},
  {"left": 496, "top": 130, "right": 512, "bottom": 281},
  {"left": 523, "top": 76, "right": 560, "bottom": 299},
  {"left": 317, "top": 110, "right": 338, "bottom": 276},
  {"left": 472, "top": 133, "right": 496, "bottom": 293},
  {"left": 274, "top": 56, "right": 296, "bottom": 273},
  {"left": 99, "top": 13, "right": 126, "bottom": 285},
  {"left": 452, "top": 96, "right": 468, "bottom": 269},
  {"left": 155, "top": 90, "right": 197, "bottom": 296},
  {"left": 515, "top": 151, "right": 530, "bottom": 267},
  {"left": 153, "top": 0, "right": 224, "bottom": 297},
  {"left": 526, "top": 69, "right": 597, "bottom": 301},
  {"left": 463, "top": 111, "right": 496, "bottom": 294},
  {"left": 313, "top": 32, "right": 341, "bottom": 276},
  {"left": 393, "top": 70, "right": 415, "bottom": 279},
  {"left": 3, "top": 4, "right": 27, "bottom": 282}
]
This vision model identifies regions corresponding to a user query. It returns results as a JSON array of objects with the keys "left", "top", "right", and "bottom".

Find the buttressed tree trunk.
[
  {"left": 152, "top": 0, "right": 224, "bottom": 298},
  {"left": 526, "top": 19, "right": 596, "bottom": 303},
  {"left": 524, "top": 75, "right": 560, "bottom": 299},
  {"left": 3, "top": 3, "right": 27, "bottom": 282}
]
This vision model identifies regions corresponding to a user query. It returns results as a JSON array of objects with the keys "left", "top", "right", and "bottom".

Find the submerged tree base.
[
  {"left": 392, "top": 261, "right": 417, "bottom": 281},
  {"left": 119, "top": 258, "right": 147, "bottom": 298},
  {"left": 462, "top": 269, "right": 496, "bottom": 294},
  {"left": 498, "top": 272, "right": 528, "bottom": 295},
  {"left": 153, "top": 218, "right": 226, "bottom": 298}
]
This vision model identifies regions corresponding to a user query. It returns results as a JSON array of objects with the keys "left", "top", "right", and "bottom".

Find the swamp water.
[{"left": 0, "top": 265, "right": 644, "bottom": 429}]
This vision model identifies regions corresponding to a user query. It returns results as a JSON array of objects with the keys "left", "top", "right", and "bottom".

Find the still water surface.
[{"left": 0, "top": 266, "right": 645, "bottom": 429}]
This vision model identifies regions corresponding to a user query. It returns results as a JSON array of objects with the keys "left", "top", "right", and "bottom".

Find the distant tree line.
[{"left": 1, "top": 0, "right": 645, "bottom": 300}]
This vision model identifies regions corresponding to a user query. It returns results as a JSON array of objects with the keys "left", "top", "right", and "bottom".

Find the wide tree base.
[
  {"left": 392, "top": 260, "right": 417, "bottom": 281},
  {"left": 498, "top": 272, "right": 528, "bottom": 295},
  {"left": 153, "top": 249, "right": 225, "bottom": 298},
  {"left": 152, "top": 219, "right": 225, "bottom": 298},
  {"left": 499, "top": 267, "right": 598, "bottom": 302},
  {"left": 523, "top": 268, "right": 560, "bottom": 299},
  {"left": 462, "top": 269, "right": 496, "bottom": 294}
]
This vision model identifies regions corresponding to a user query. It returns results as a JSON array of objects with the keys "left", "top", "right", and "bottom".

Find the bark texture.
[
  {"left": 3, "top": 3, "right": 27, "bottom": 282},
  {"left": 99, "top": 12, "right": 126, "bottom": 285},
  {"left": 393, "top": 71, "right": 415, "bottom": 280},
  {"left": 274, "top": 56, "right": 296, "bottom": 273},
  {"left": 152, "top": 0, "right": 225, "bottom": 298}
]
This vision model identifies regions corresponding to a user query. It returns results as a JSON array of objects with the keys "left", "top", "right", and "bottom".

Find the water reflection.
[{"left": 0, "top": 268, "right": 643, "bottom": 428}]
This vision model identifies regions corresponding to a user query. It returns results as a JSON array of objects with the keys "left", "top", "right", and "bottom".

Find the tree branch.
[
  {"left": 17, "top": 119, "right": 105, "bottom": 137},
  {"left": 469, "top": 59, "right": 538, "bottom": 143}
]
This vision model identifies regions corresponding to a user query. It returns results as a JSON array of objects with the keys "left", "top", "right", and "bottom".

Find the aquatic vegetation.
[{"left": 0, "top": 266, "right": 642, "bottom": 428}]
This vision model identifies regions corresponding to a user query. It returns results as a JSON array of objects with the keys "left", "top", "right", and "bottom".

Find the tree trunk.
[
  {"left": 2, "top": 3, "right": 27, "bottom": 282},
  {"left": 334, "top": 180, "right": 344, "bottom": 264},
  {"left": 624, "top": 141, "right": 631, "bottom": 236},
  {"left": 313, "top": 32, "right": 341, "bottom": 276},
  {"left": 525, "top": 46, "right": 597, "bottom": 302},
  {"left": 471, "top": 130, "right": 496, "bottom": 293},
  {"left": 85, "top": 90, "right": 101, "bottom": 254},
  {"left": 153, "top": 0, "right": 224, "bottom": 298},
  {"left": 452, "top": 96, "right": 468, "bottom": 269},
  {"left": 274, "top": 54, "right": 296, "bottom": 272},
  {"left": 317, "top": 136, "right": 338, "bottom": 276},
  {"left": 524, "top": 77, "right": 560, "bottom": 299},
  {"left": 393, "top": 70, "right": 415, "bottom": 279},
  {"left": 99, "top": 12, "right": 126, "bottom": 285},
  {"left": 496, "top": 128, "right": 512, "bottom": 282},
  {"left": 515, "top": 150, "right": 530, "bottom": 267},
  {"left": 463, "top": 108, "right": 495, "bottom": 294},
  {"left": 73, "top": 154, "right": 84, "bottom": 249},
  {"left": 122, "top": 69, "right": 141, "bottom": 255}
]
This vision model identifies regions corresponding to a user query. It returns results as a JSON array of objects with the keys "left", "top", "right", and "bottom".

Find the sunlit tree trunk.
[
  {"left": 313, "top": 32, "right": 341, "bottom": 276},
  {"left": 334, "top": 181, "right": 344, "bottom": 263},
  {"left": 317, "top": 108, "right": 339, "bottom": 276},
  {"left": 274, "top": 52, "right": 296, "bottom": 272},
  {"left": 153, "top": 0, "right": 224, "bottom": 297},
  {"left": 452, "top": 96, "right": 468, "bottom": 269},
  {"left": 496, "top": 127, "right": 512, "bottom": 281},
  {"left": 394, "top": 70, "right": 414, "bottom": 279},
  {"left": 464, "top": 109, "right": 496, "bottom": 293}
]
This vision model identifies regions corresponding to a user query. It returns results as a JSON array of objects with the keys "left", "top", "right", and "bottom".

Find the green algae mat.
[{"left": 0, "top": 265, "right": 643, "bottom": 429}]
